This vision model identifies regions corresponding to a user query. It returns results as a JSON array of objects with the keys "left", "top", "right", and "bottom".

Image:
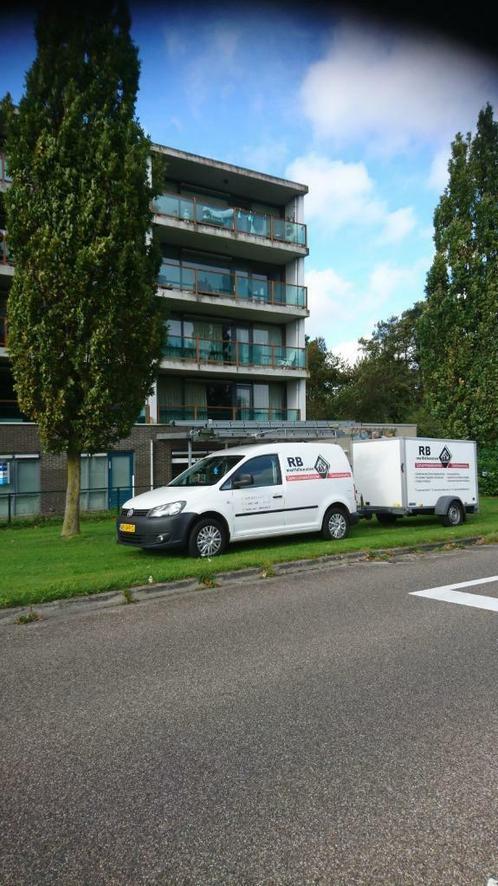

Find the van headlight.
[{"left": 148, "top": 501, "right": 186, "bottom": 518}]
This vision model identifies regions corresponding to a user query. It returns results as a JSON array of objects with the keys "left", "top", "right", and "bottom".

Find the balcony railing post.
[{"left": 196, "top": 336, "right": 200, "bottom": 363}]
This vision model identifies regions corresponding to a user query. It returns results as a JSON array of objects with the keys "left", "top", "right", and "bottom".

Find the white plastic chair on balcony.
[{"left": 277, "top": 352, "right": 297, "bottom": 369}]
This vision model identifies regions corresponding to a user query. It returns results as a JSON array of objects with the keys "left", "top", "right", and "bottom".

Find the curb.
[{"left": 0, "top": 535, "right": 494, "bottom": 626}]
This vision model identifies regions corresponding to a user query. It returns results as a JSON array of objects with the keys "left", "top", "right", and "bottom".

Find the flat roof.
[{"left": 151, "top": 143, "right": 308, "bottom": 205}]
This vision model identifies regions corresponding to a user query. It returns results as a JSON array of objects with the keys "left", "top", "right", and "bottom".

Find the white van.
[{"left": 117, "top": 442, "right": 358, "bottom": 556}]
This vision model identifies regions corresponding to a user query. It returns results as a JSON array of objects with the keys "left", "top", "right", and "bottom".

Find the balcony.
[
  {"left": 158, "top": 261, "right": 307, "bottom": 310},
  {"left": 162, "top": 335, "right": 306, "bottom": 372},
  {"left": 153, "top": 192, "right": 307, "bottom": 263},
  {"left": 159, "top": 404, "right": 300, "bottom": 423}
]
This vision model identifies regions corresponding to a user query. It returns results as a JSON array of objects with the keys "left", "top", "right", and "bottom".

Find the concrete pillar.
[
  {"left": 285, "top": 317, "right": 306, "bottom": 349},
  {"left": 286, "top": 379, "right": 306, "bottom": 420},
  {"left": 147, "top": 380, "right": 158, "bottom": 424}
]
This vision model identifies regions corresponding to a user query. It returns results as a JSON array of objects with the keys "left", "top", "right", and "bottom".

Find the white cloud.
[
  {"left": 363, "top": 262, "right": 413, "bottom": 311},
  {"left": 305, "top": 259, "right": 428, "bottom": 351},
  {"left": 305, "top": 268, "right": 355, "bottom": 331},
  {"left": 241, "top": 140, "right": 289, "bottom": 175},
  {"left": 334, "top": 340, "right": 362, "bottom": 365},
  {"left": 286, "top": 153, "right": 416, "bottom": 242},
  {"left": 419, "top": 224, "right": 435, "bottom": 242},
  {"left": 165, "top": 24, "right": 242, "bottom": 115},
  {"left": 378, "top": 207, "right": 416, "bottom": 244},
  {"left": 286, "top": 154, "right": 382, "bottom": 229},
  {"left": 300, "top": 19, "right": 498, "bottom": 152},
  {"left": 428, "top": 147, "right": 450, "bottom": 191},
  {"left": 168, "top": 116, "right": 184, "bottom": 132}
]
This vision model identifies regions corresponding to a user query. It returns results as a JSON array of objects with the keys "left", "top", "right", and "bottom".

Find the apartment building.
[
  {"left": 149, "top": 144, "right": 309, "bottom": 425},
  {"left": 0, "top": 142, "right": 312, "bottom": 514}
]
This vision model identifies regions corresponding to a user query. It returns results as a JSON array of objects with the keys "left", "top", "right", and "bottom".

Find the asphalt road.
[{"left": 1, "top": 545, "right": 498, "bottom": 885}]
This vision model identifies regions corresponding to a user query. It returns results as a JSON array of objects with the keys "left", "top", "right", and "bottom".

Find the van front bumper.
[{"left": 116, "top": 512, "right": 197, "bottom": 550}]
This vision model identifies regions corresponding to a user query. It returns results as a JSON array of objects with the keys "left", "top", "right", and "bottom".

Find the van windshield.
[{"left": 169, "top": 455, "right": 243, "bottom": 487}]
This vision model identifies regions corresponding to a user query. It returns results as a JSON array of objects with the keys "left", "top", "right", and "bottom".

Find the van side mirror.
[{"left": 232, "top": 473, "right": 253, "bottom": 489}]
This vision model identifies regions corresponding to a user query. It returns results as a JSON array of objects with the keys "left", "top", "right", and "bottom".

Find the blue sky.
[{"left": 2, "top": 3, "right": 498, "bottom": 362}]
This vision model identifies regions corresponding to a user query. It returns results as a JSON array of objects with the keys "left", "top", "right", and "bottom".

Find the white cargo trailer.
[{"left": 352, "top": 437, "right": 479, "bottom": 526}]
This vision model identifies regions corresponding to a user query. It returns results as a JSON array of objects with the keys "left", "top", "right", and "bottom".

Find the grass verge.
[{"left": 1, "top": 498, "right": 497, "bottom": 610}]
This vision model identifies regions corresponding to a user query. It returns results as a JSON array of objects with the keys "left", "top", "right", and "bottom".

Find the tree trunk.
[{"left": 61, "top": 450, "right": 81, "bottom": 537}]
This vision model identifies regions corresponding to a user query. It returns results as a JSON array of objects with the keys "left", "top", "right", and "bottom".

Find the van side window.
[{"left": 223, "top": 454, "right": 282, "bottom": 490}]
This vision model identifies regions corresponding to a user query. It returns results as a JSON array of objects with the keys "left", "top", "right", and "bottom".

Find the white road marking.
[{"left": 410, "top": 575, "right": 498, "bottom": 612}]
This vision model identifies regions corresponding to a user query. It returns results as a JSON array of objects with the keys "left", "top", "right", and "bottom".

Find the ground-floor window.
[
  {"left": 80, "top": 452, "right": 134, "bottom": 511},
  {"left": 0, "top": 454, "right": 40, "bottom": 517}
]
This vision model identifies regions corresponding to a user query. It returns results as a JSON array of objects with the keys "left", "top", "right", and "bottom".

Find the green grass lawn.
[{"left": 1, "top": 498, "right": 497, "bottom": 610}]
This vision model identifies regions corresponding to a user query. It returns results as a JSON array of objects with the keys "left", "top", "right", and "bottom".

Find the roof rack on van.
[{"left": 168, "top": 420, "right": 348, "bottom": 441}]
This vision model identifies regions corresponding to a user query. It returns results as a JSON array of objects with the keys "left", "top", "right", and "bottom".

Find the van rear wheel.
[
  {"left": 188, "top": 517, "right": 228, "bottom": 558},
  {"left": 322, "top": 506, "right": 350, "bottom": 541}
]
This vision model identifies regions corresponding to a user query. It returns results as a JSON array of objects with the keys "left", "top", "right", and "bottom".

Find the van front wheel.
[
  {"left": 322, "top": 506, "right": 350, "bottom": 541},
  {"left": 188, "top": 517, "right": 228, "bottom": 558}
]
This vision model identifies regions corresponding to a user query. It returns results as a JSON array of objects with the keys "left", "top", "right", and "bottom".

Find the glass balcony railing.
[
  {"left": 157, "top": 261, "right": 307, "bottom": 309},
  {"left": 159, "top": 404, "right": 300, "bottom": 423},
  {"left": 162, "top": 334, "right": 306, "bottom": 371},
  {"left": 153, "top": 192, "right": 307, "bottom": 247}
]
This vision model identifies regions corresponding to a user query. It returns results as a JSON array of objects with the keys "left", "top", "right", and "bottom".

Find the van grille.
[{"left": 120, "top": 507, "right": 149, "bottom": 517}]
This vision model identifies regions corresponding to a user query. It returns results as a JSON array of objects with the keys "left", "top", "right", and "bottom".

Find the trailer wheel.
[
  {"left": 375, "top": 512, "right": 398, "bottom": 526},
  {"left": 441, "top": 500, "right": 464, "bottom": 527},
  {"left": 322, "top": 506, "right": 350, "bottom": 540}
]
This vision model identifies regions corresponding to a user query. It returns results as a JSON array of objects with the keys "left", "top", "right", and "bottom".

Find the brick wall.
[
  {"left": 0, "top": 423, "right": 194, "bottom": 515},
  {"left": 0, "top": 421, "right": 418, "bottom": 515}
]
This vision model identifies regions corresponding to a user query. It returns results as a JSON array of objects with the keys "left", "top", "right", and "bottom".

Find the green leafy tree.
[
  {"left": 2, "top": 0, "right": 166, "bottom": 536},
  {"left": 306, "top": 336, "right": 352, "bottom": 419},
  {"left": 418, "top": 104, "right": 498, "bottom": 445},
  {"left": 332, "top": 306, "right": 439, "bottom": 431}
]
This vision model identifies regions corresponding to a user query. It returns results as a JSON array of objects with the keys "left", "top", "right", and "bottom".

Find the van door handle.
[{"left": 273, "top": 494, "right": 283, "bottom": 499}]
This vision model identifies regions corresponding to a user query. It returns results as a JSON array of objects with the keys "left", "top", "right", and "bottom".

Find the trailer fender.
[{"left": 434, "top": 495, "right": 464, "bottom": 516}]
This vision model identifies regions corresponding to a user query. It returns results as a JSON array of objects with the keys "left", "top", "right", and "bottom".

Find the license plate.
[{"left": 119, "top": 523, "right": 136, "bottom": 533}]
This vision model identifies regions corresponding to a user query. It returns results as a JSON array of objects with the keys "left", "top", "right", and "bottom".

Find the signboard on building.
[{"left": 0, "top": 460, "right": 10, "bottom": 486}]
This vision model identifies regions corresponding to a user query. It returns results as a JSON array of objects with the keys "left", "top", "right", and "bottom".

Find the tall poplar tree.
[
  {"left": 2, "top": 0, "right": 165, "bottom": 536},
  {"left": 418, "top": 104, "right": 498, "bottom": 445}
]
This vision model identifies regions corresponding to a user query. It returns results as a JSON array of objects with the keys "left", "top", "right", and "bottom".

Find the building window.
[
  {"left": 0, "top": 455, "right": 40, "bottom": 517},
  {"left": 80, "top": 454, "right": 108, "bottom": 511},
  {"left": 80, "top": 452, "right": 133, "bottom": 511}
]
